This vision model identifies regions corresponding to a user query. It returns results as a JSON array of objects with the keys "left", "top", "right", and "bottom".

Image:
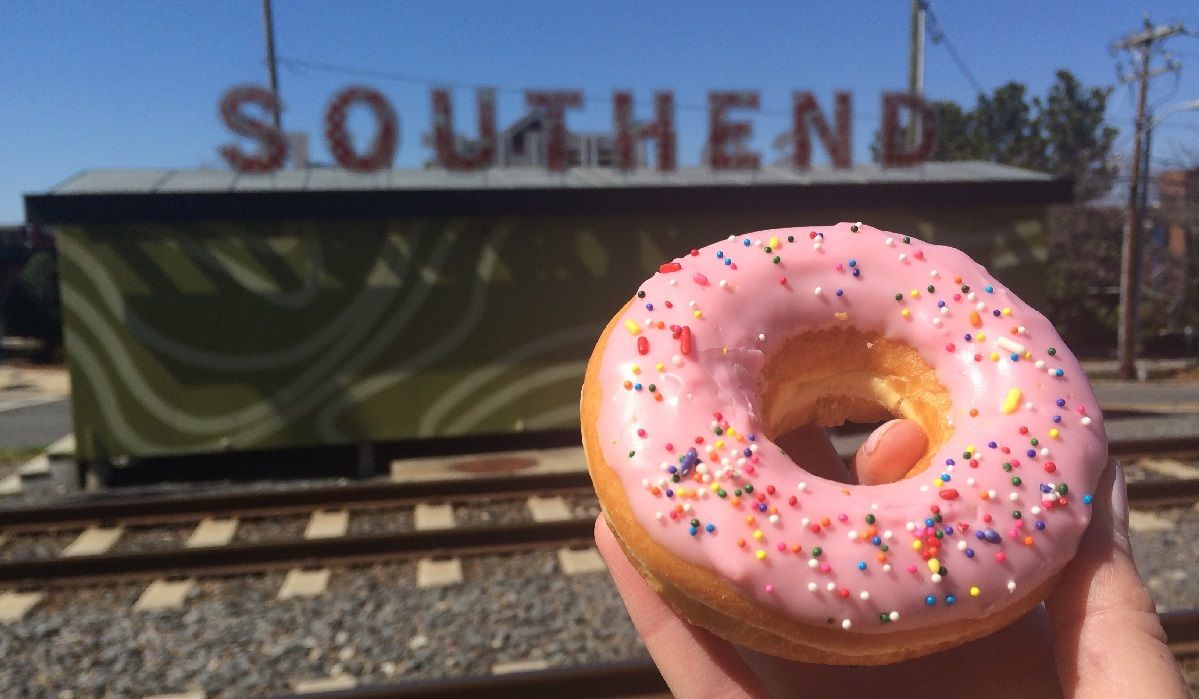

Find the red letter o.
[{"left": 324, "top": 86, "right": 399, "bottom": 172}]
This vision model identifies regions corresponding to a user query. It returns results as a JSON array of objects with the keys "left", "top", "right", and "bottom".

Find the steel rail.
[
  {"left": 2, "top": 435, "right": 1197, "bottom": 532},
  {"left": 1125, "top": 477, "right": 1199, "bottom": 508},
  {"left": 0, "top": 471, "right": 595, "bottom": 530},
  {"left": 1108, "top": 434, "right": 1199, "bottom": 459},
  {"left": 0, "top": 520, "right": 597, "bottom": 587},
  {"left": 281, "top": 659, "right": 668, "bottom": 699},
  {"left": 2, "top": 470, "right": 1196, "bottom": 587},
  {"left": 0, "top": 474, "right": 1191, "bottom": 540},
  {"left": 282, "top": 609, "right": 1199, "bottom": 698},
  {"left": 0, "top": 483, "right": 598, "bottom": 534},
  {"left": 1162, "top": 608, "right": 1199, "bottom": 656}
]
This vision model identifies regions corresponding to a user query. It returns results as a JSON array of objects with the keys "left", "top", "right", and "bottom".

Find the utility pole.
[
  {"left": 1136, "top": 63, "right": 1183, "bottom": 266},
  {"left": 1112, "top": 18, "right": 1184, "bottom": 380},
  {"left": 907, "top": 0, "right": 926, "bottom": 149},
  {"left": 262, "top": 0, "right": 282, "bottom": 130}
]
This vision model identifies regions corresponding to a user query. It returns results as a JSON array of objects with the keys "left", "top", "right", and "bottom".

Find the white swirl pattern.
[
  {"left": 60, "top": 226, "right": 459, "bottom": 444},
  {"left": 314, "top": 228, "right": 511, "bottom": 441},
  {"left": 416, "top": 325, "right": 596, "bottom": 436},
  {"left": 58, "top": 227, "right": 416, "bottom": 373}
]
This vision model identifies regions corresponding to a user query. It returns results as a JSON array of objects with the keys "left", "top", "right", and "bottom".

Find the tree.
[
  {"left": 1043, "top": 206, "right": 1122, "bottom": 355},
  {"left": 1033, "top": 70, "right": 1119, "bottom": 201},
  {"left": 2, "top": 249, "right": 62, "bottom": 360},
  {"left": 973, "top": 82, "right": 1044, "bottom": 169},
  {"left": 878, "top": 70, "right": 1118, "bottom": 201},
  {"left": 872, "top": 71, "right": 1125, "bottom": 353},
  {"left": 929, "top": 101, "right": 983, "bottom": 161}
]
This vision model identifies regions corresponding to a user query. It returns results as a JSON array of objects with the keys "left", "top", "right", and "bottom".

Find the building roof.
[{"left": 25, "top": 162, "right": 1071, "bottom": 223}]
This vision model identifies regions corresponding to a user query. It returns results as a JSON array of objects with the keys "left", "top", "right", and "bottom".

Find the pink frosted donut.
[{"left": 582, "top": 222, "right": 1108, "bottom": 664}]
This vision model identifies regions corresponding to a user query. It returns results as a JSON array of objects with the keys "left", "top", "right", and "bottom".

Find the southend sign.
[{"left": 218, "top": 85, "right": 938, "bottom": 174}]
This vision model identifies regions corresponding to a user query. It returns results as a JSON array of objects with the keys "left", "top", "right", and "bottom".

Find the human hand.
[{"left": 595, "top": 420, "right": 1188, "bottom": 698}]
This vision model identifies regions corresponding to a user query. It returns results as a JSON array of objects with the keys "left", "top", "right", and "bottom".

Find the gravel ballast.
[
  {"left": 0, "top": 454, "right": 1193, "bottom": 694},
  {"left": 0, "top": 552, "right": 643, "bottom": 697},
  {"left": 1130, "top": 504, "right": 1199, "bottom": 612},
  {"left": 0, "top": 530, "right": 81, "bottom": 560}
]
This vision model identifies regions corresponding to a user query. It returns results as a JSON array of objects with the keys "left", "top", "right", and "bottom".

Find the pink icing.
[{"left": 595, "top": 223, "right": 1107, "bottom": 633}]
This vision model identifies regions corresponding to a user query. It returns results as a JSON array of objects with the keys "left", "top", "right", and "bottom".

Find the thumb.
[
  {"left": 851, "top": 419, "right": 927, "bottom": 485},
  {"left": 1045, "top": 462, "right": 1187, "bottom": 698},
  {"left": 593, "top": 517, "right": 769, "bottom": 697}
]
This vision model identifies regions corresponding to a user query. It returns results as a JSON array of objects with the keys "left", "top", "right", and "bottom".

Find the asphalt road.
[{"left": 0, "top": 398, "right": 71, "bottom": 450}]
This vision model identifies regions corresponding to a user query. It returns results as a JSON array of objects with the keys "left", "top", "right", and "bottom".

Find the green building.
[{"left": 24, "top": 163, "right": 1070, "bottom": 475}]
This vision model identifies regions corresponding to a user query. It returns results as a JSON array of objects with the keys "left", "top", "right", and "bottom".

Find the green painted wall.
[{"left": 58, "top": 206, "right": 1051, "bottom": 462}]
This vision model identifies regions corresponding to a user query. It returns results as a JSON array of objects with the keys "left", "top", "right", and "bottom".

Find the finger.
[
  {"left": 850, "top": 419, "right": 927, "bottom": 485},
  {"left": 774, "top": 424, "right": 852, "bottom": 483},
  {"left": 1045, "top": 462, "right": 1188, "bottom": 698},
  {"left": 594, "top": 517, "right": 769, "bottom": 698}
]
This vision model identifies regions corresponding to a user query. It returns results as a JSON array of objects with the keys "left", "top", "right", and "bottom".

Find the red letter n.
[{"left": 792, "top": 91, "right": 852, "bottom": 169}]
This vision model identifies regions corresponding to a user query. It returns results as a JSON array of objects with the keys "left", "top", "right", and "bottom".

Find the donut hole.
[
  {"left": 829, "top": 419, "right": 890, "bottom": 471},
  {"left": 772, "top": 420, "right": 915, "bottom": 485},
  {"left": 770, "top": 422, "right": 872, "bottom": 483},
  {"left": 759, "top": 327, "right": 951, "bottom": 481}
]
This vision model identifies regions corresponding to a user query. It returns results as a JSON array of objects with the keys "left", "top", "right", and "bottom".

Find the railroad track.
[
  {"left": 0, "top": 436, "right": 1196, "bottom": 697},
  {"left": 1, "top": 477, "right": 1195, "bottom": 588},
  {"left": 294, "top": 659, "right": 670, "bottom": 698},
  {"left": 4, "top": 432, "right": 1197, "bottom": 530},
  {"left": 0, "top": 471, "right": 603, "bottom": 586},
  {"left": 286, "top": 610, "right": 1199, "bottom": 699},
  {"left": 0, "top": 436, "right": 1196, "bottom": 587},
  {"left": 275, "top": 613, "right": 1199, "bottom": 698},
  {"left": 0, "top": 519, "right": 597, "bottom": 586},
  {"left": 0, "top": 471, "right": 596, "bottom": 531},
  {"left": 258, "top": 606, "right": 1199, "bottom": 699}
]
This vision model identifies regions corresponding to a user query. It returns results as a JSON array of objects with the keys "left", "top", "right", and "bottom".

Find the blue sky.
[{"left": 4, "top": 0, "right": 1198, "bottom": 223}]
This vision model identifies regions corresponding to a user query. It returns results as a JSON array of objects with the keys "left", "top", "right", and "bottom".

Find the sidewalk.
[
  {"left": 0, "top": 364, "right": 70, "bottom": 403},
  {"left": 0, "top": 362, "right": 69, "bottom": 414}
]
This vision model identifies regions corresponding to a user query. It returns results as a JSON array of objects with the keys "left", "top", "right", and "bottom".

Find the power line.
[
  {"left": 276, "top": 55, "right": 906, "bottom": 121},
  {"left": 274, "top": 52, "right": 1173, "bottom": 139},
  {"left": 921, "top": 1, "right": 986, "bottom": 96},
  {"left": 278, "top": 56, "right": 531, "bottom": 96}
]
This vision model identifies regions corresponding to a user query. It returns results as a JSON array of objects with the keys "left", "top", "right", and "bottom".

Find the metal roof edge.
[{"left": 24, "top": 175, "right": 1074, "bottom": 225}]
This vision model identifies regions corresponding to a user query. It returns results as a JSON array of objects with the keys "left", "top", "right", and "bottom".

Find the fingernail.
[
  {"left": 863, "top": 419, "right": 901, "bottom": 456},
  {"left": 1110, "top": 462, "right": 1130, "bottom": 543}
]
